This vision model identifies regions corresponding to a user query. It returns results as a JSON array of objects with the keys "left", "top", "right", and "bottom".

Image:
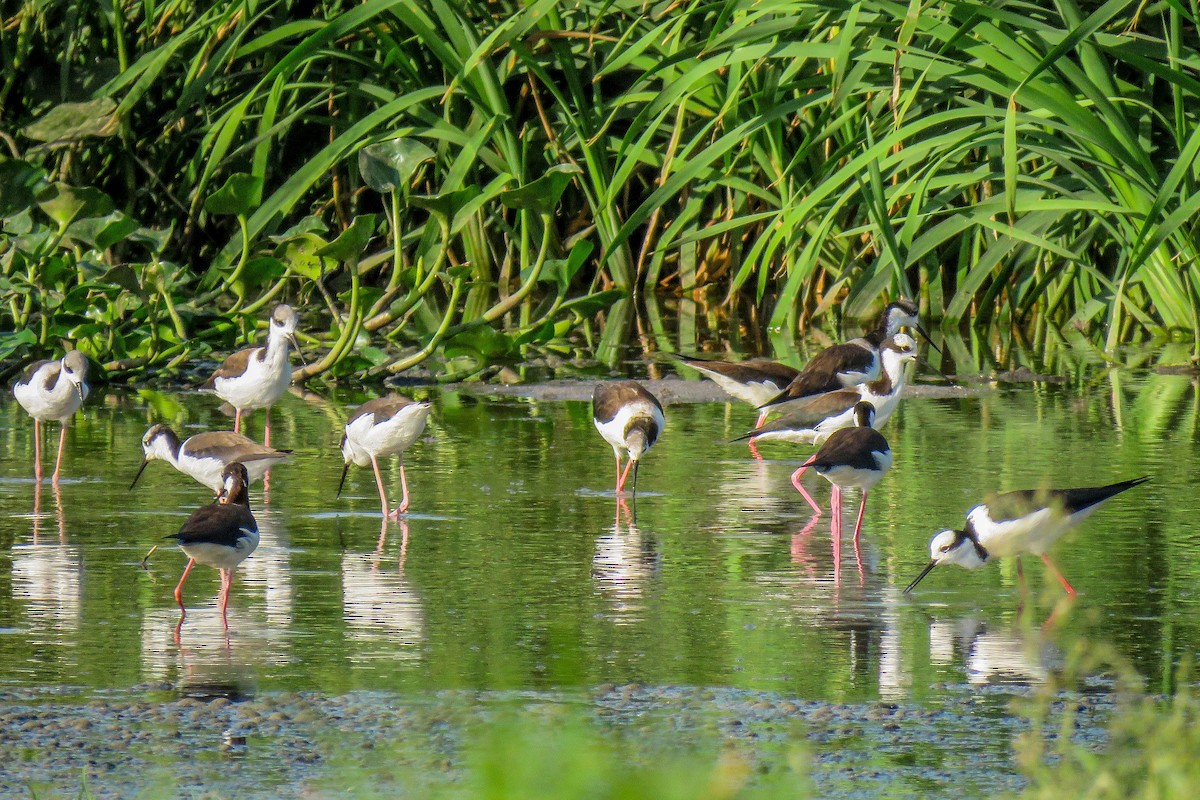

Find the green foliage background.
[{"left": 3, "top": 0, "right": 1200, "bottom": 377}]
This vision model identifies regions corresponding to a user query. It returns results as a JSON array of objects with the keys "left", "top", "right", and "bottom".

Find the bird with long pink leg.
[
  {"left": 166, "top": 462, "right": 259, "bottom": 631},
  {"left": 13, "top": 350, "right": 90, "bottom": 484},
  {"left": 338, "top": 395, "right": 431, "bottom": 519},
  {"left": 789, "top": 401, "right": 892, "bottom": 580},
  {"left": 592, "top": 380, "right": 665, "bottom": 498},
  {"left": 903, "top": 477, "right": 1149, "bottom": 597},
  {"left": 203, "top": 303, "right": 303, "bottom": 445}
]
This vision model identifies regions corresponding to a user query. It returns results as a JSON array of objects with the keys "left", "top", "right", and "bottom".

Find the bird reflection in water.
[
  {"left": 789, "top": 511, "right": 867, "bottom": 586},
  {"left": 341, "top": 518, "right": 425, "bottom": 659},
  {"left": 929, "top": 614, "right": 1063, "bottom": 687},
  {"left": 13, "top": 479, "right": 78, "bottom": 639},
  {"left": 592, "top": 499, "right": 660, "bottom": 624}
]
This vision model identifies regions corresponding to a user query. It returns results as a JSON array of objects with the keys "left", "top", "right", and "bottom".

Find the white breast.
[
  {"left": 13, "top": 370, "right": 87, "bottom": 423},
  {"left": 344, "top": 403, "right": 431, "bottom": 466}
]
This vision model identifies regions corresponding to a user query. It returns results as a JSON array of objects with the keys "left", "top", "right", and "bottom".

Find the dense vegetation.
[{"left": 3, "top": 0, "right": 1200, "bottom": 380}]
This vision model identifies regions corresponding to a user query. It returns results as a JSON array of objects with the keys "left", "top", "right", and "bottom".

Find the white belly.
[{"left": 180, "top": 530, "right": 260, "bottom": 570}]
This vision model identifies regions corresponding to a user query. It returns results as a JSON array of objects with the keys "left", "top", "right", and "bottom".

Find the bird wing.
[
  {"left": 168, "top": 503, "right": 257, "bottom": 548},
  {"left": 202, "top": 347, "right": 260, "bottom": 388}
]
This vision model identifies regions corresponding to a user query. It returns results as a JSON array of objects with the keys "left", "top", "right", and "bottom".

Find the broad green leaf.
[
  {"left": 36, "top": 184, "right": 114, "bottom": 228},
  {"left": 499, "top": 164, "right": 582, "bottom": 215},
  {"left": 22, "top": 98, "right": 119, "bottom": 142},
  {"left": 318, "top": 214, "right": 377, "bottom": 262},
  {"left": 204, "top": 173, "right": 263, "bottom": 216},
  {"left": 359, "top": 138, "right": 435, "bottom": 194}
]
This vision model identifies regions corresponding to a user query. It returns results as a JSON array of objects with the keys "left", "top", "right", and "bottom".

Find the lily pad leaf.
[
  {"left": 539, "top": 239, "right": 593, "bottom": 292},
  {"left": 276, "top": 233, "right": 330, "bottom": 280},
  {"left": 36, "top": 183, "right": 114, "bottom": 228},
  {"left": 499, "top": 164, "right": 582, "bottom": 215},
  {"left": 359, "top": 139, "right": 434, "bottom": 194},
  {"left": 22, "top": 98, "right": 119, "bottom": 143},
  {"left": 204, "top": 173, "right": 263, "bottom": 216},
  {"left": 317, "top": 214, "right": 377, "bottom": 262},
  {"left": 67, "top": 211, "right": 139, "bottom": 250},
  {"left": 409, "top": 187, "right": 481, "bottom": 225}
]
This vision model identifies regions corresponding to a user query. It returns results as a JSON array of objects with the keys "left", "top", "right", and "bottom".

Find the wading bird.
[
  {"left": 903, "top": 477, "right": 1150, "bottom": 596},
  {"left": 338, "top": 396, "right": 432, "bottom": 518},
  {"left": 13, "top": 350, "right": 90, "bottom": 483},
  {"left": 592, "top": 380, "right": 665, "bottom": 498}
]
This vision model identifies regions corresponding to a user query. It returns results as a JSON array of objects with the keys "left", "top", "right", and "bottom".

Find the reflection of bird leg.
[
  {"left": 397, "top": 518, "right": 411, "bottom": 575},
  {"left": 32, "top": 478, "right": 42, "bottom": 541},
  {"left": 373, "top": 518, "right": 389, "bottom": 570},
  {"left": 1016, "top": 557, "right": 1026, "bottom": 618},
  {"left": 616, "top": 496, "right": 633, "bottom": 526},
  {"left": 790, "top": 513, "right": 821, "bottom": 579},
  {"left": 831, "top": 486, "right": 842, "bottom": 585},
  {"left": 52, "top": 480, "right": 65, "bottom": 542}
]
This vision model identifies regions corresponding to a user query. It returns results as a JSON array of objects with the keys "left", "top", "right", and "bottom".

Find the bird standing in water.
[
  {"left": 203, "top": 304, "right": 303, "bottom": 445},
  {"left": 903, "top": 477, "right": 1149, "bottom": 597},
  {"left": 592, "top": 380, "right": 665, "bottom": 498},
  {"left": 166, "top": 462, "right": 260, "bottom": 630},
  {"left": 338, "top": 395, "right": 432, "bottom": 518},
  {"left": 13, "top": 350, "right": 90, "bottom": 484}
]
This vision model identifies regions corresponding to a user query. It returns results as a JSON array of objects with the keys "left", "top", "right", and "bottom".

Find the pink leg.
[
  {"left": 52, "top": 422, "right": 68, "bottom": 484},
  {"left": 748, "top": 411, "right": 768, "bottom": 460},
  {"left": 618, "top": 457, "right": 636, "bottom": 494},
  {"left": 234, "top": 408, "right": 242, "bottom": 434},
  {"left": 1040, "top": 554, "right": 1077, "bottom": 596},
  {"left": 395, "top": 461, "right": 411, "bottom": 516},
  {"left": 754, "top": 409, "right": 769, "bottom": 429},
  {"left": 790, "top": 464, "right": 822, "bottom": 515},
  {"left": 219, "top": 569, "right": 232, "bottom": 630},
  {"left": 830, "top": 486, "right": 842, "bottom": 584},
  {"left": 370, "top": 454, "right": 390, "bottom": 518},
  {"left": 852, "top": 489, "right": 869, "bottom": 545},
  {"left": 613, "top": 452, "right": 623, "bottom": 494},
  {"left": 33, "top": 420, "right": 43, "bottom": 482},
  {"left": 174, "top": 558, "right": 197, "bottom": 613},
  {"left": 264, "top": 407, "right": 271, "bottom": 447}
]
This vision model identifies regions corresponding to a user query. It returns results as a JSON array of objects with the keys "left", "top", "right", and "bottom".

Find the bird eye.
[{"left": 938, "top": 544, "right": 951, "bottom": 553}]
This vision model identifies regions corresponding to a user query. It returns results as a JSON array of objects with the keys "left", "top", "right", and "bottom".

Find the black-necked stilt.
[
  {"left": 12, "top": 350, "right": 90, "bottom": 484},
  {"left": 790, "top": 401, "right": 892, "bottom": 548},
  {"left": 166, "top": 462, "right": 259, "bottom": 630},
  {"left": 592, "top": 380, "right": 665, "bottom": 497},
  {"left": 338, "top": 395, "right": 432, "bottom": 518},
  {"left": 761, "top": 299, "right": 930, "bottom": 408},
  {"left": 675, "top": 356, "right": 799, "bottom": 430},
  {"left": 738, "top": 334, "right": 917, "bottom": 446},
  {"left": 903, "top": 477, "right": 1150, "bottom": 596},
  {"left": 202, "top": 304, "right": 302, "bottom": 444},
  {"left": 131, "top": 424, "right": 292, "bottom": 494}
]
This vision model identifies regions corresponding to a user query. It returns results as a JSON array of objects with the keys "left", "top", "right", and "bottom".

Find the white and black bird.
[
  {"left": 338, "top": 395, "right": 432, "bottom": 518},
  {"left": 903, "top": 477, "right": 1150, "bottom": 596},
  {"left": 13, "top": 350, "right": 90, "bottom": 483},
  {"left": 675, "top": 355, "right": 799, "bottom": 431},
  {"left": 761, "top": 299, "right": 930, "bottom": 408},
  {"left": 202, "top": 304, "right": 303, "bottom": 444},
  {"left": 737, "top": 334, "right": 917, "bottom": 446},
  {"left": 592, "top": 380, "right": 665, "bottom": 497},
  {"left": 165, "top": 462, "right": 259, "bottom": 630},
  {"left": 131, "top": 424, "right": 291, "bottom": 494},
  {"left": 789, "top": 401, "right": 892, "bottom": 548}
]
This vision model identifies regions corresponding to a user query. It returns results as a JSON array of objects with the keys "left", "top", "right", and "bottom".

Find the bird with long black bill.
[
  {"left": 165, "top": 462, "right": 259, "bottom": 630},
  {"left": 131, "top": 424, "right": 291, "bottom": 494},
  {"left": 737, "top": 334, "right": 916, "bottom": 447},
  {"left": 903, "top": 477, "right": 1149, "bottom": 596},
  {"left": 203, "top": 303, "right": 304, "bottom": 444},
  {"left": 13, "top": 350, "right": 90, "bottom": 484},
  {"left": 338, "top": 395, "right": 431, "bottom": 518},
  {"left": 760, "top": 299, "right": 935, "bottom": 409},
  {"left": 592, "top": 380, "right": 664, "bottom": 498},
  {"left": 788, "top": 401, "right": 892, "bottom": 578}
]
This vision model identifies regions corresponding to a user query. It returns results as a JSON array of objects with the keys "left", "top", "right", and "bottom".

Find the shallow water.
[
  {"left": 0, "top": 367, "right": 1193, "bottom": 699},
  {"left": 0, "top": 367, "right": 1196, "bottom": 794}
]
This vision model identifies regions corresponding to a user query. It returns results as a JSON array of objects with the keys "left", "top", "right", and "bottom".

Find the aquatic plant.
[{"left": 4, "top": 0, "right": 1200, "bottom": 379}]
